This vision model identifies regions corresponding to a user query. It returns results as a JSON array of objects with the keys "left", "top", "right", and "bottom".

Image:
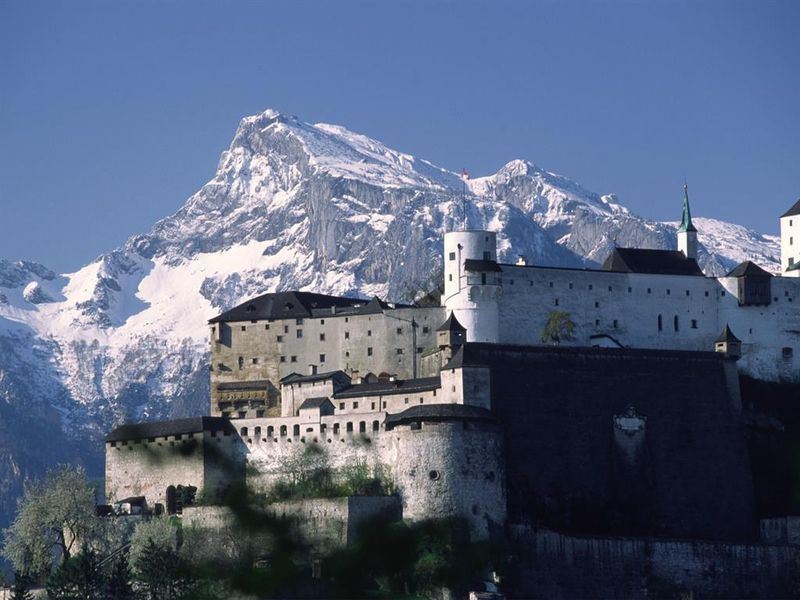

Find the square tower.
[{"left": 780, "top": 199, "right": 800, "bottom": 277}]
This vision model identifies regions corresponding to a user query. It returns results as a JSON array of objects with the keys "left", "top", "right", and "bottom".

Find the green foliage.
[
  {"left": 106, "top": 552, "right": 137, "bottom": 600},
  {"left": 1, "top": 465, "right": 100, "bottom": 577},
  {"left": 45, "top": 543, "right": 105, "bottom": 600},
  {"left": 128, "top": 517, "right": 179, "bottom": 576},
  {"left": 10, "top": 572, "right": 34, "bottom": 600},
  {"left": 541, "top": 310, "right": 576, "bottom": 345},
  {"left": 268, "top": 446, "right": 396, "bottom": 501},
  {"left": 133, "top": 539, "right": 189, "bottom": 600}
]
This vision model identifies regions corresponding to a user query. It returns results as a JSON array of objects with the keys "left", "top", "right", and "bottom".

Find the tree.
[
  {"left": 9, "top": 572, "right": 34, "bottom": 600},
  {"left": 45, "top": 543, "right": 105, "bottom": 600},
  {"left": 1, "top": 465, "right": 99, "bottom": 576},
  {"left": 105, "top": 552, "right": 137, "bottom": 600},
  {"left": 134, "top": 539, "right": 189, "bottom": 600},
  {"left": 541, "top": 310, "right": 576, "bottom": 345},
  {"left": 128, "top": 517, "right": 179, "bottom": 573}
]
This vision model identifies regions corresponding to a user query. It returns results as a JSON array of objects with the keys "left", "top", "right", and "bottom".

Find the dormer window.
[{"left": 245, "top": 304, "right": 256, "bottom": 312}]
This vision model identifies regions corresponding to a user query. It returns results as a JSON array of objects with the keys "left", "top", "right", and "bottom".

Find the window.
[
  {"left": 293, "top": 424, "right": 300, "bottom": 436},
  {"left": 333, "top": 423, "right": 340, "bottom": 435},
  {"left": 595, "top": 319, "right": 600, "bottom": 326},
  {"left": 595, "top": 301, "right": 600, "bottom": 308},
  {"left": 396, "top": 348, "right": 404, "bottom": 355},
  {"left": 417, "top": 347, "right": 423, "bottom": 354},
  {"left": 345, "top": 317, "right": 349, "bottom": 323},
  {"left": 691, "top": 319, "right": 698, "bottom": 329},
  {"left": 422, "top": 326, "right": 429, "bottom": 334},
  {"left": 320, "top": 319, "right": 325, "bottom": 325},
  {"left": 666, "top": 289, "right": 671, "bottom": 295},
  {"left": 686, "top": 290, "right": 690, "bottom": 296},
  {"left": 792, "top": 237, "right": 795, "bottom": 246},
  {"left": 367, "top": 330, "right": 372, "bottom": 336},
  {"left": 296, "top": 329, "right": 303, "bottom": 339},
  {"left": 569, "top": 283, "right": 573, "bottom": 289},
  {"left": 405, "top": 397, "right": 409, "bottom": 404},
  {"left": 783, "top": 347, "right": 794, "bottom": 359},
  {"left": 367, "top": 347, "right": 373, "bottom": 356},
  {"left": 449, "top": 274, "right": 453, "bottom": 282},
  {"left": 280, "top": 356, "right": 286, "bottom": 363},
  {"left": 238, "top": 357, "right": 244, "bottom": 369},
  {"left": 613, "top": 320, "right": 618, "bottom": 328},
  {"left": 449, "top": 251, "right": 456, "bottom": 260},
  {"left": 346, "top": 422, "right": 353, "bottom": 433},
  {"left": 628, "top": 287, "right": 632, "bottom": 293},
  {"left": 339, "top": 402, "right": 344, "bottom": 410},
  {"left": 284, "top": 325, "right": 289, "bottom": 333},
  {"left": 658, "top": 315, "right": 663, "bottom": 332},
  {"left": 588, "top": 284, "right": 593, "bottom": 290},
  {"left": 674, "top": 316, "right": 679, "bottom": 332},
  {"left": 345, "top": 331, "right": 350, "bottom": 339},
  {"left": 240, "top": 427, "right": 248, "bottom": 437},
  {"left": 241, "top": 326, "right": 246, "bottom": 332},
  {"left": 319, "top": 354, "right": 326, "bottom": 363},
  {"left": 276, "top": 335, "right": 283, "bottom": 342},
  {"left": 549, "top": 282, "right": 554, "bottom": 288},
  {"left": 359, "top": 421, "right": 366, "bottom": 433},
  {"left": 396, "top": 327, "right": 402, "bottom": 334},
  {"left": 608, "top": 286, "right": 613, "bottom": 292},
  {"left": 382, "top": 401, "right": 387, "bottom": 408},
  {"left": 371, "top": 402, "right": 375, "bottom": 410},
  {"left": 554, "top": 298, "right": 559, "bottom": 306},
  {"left": 353, "top": 402, "right": 359, "bottom": 409},
  {"left": 320, "top": 333, "right": 325, "bottom": 341},
  {"left": 483, "top": 251, "right": 491, "bottom": 260},
  {"left": 345, "top": 351, "right": 350, "bottom": 357},
  {"left": 291, "top": 356, "right": 297, "bottom": 363},
  {"left": 296, "top": 318, "right": 303, "bottom": 325},
  {"left": 252, "top": 358, "right": 259, "bottom": 365},
  {"left": 265, "top": 323, "right": 270, "bottom": 330},
  {"left": 705, "top": 291, "right": 709, "bottom": 297},
  {"left": 419, "top": 397, "right": 424, "bottom": 404}
]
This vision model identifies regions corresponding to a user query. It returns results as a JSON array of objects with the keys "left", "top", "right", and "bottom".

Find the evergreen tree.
[
  {"left": 134, "top": 539, "right": 189, "bottom": 600},
  {"left": 9, "top": 571, "right": 34, "bottom": 600},
  {"left": 106, "top": 552, "right": 137, "bottom": 600},
  {"left": 46, "top": 544, "right": 105, "bottom": 600}
]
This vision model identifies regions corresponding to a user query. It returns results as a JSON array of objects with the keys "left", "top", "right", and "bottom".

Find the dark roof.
[
  {"left": 280, "top": 370, "right": 350, "bottom": 385},
  {"left": 442, "top": 344, "right": 491, "bottom": 369},
  {"left": 216, "top": 380, "right": 270, "bottom": 391},
  {"left": 781, "top": 199, "right": 800, "bottom": 218},
  {"left": 384, "top": 404, "right": 494, "bottom": 430},
  {"left": 298, "top": 397, "right": 334, "bottom": 410},
  {"left": 106, "top": 417, "right": 234, "bottom": 443},
  {"left": 437, "top": 312, "right": 466, "bottom": 332},
  {"left": 334, "top": 376, "right": 441, "bottom": 399},
  {"left": 726, "top": 261, "right": 773, "bottom": 278},
  {"left": 715, "top": 324, "right": 741, "bottom": 344},
  {"left": 464, "top": 259, "right": 502, "bottom": 272},
  {"left": 602, "top": 248, "right": 704, "bottom": 277}
]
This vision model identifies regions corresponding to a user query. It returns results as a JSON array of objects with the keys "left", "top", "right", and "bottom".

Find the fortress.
[{"left": 106, "top": 191, "right": 800, "bottom": 547}]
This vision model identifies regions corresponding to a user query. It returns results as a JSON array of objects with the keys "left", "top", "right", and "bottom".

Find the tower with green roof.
[{"left": 677, "top": 182, "right": 698, "bottom": 260}]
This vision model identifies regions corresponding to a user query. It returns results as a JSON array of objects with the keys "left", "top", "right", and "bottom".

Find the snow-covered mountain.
[{"left": 0, "top": 108, "right": 781, "bottom": 525}]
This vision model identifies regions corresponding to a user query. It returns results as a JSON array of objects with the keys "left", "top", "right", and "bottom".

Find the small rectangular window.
[
  {"left": 595, "top": 301, "right": 600, "bottom": 308},
  {"left": 382, "top": 401, "right": 387, "bottom": 408},
  {"left": 549, "top": 282, "right": 554, "bottom": 288},
  {"left": 291, "top": 356, "right": 297, "bottom": 363},
  {"left": 448, "top": 274, "right": 453, "bottom": 281},
  {"left": 647, "top": 288, "right": 652, "bottom": 294},
  {"left": 296, "top": 329, "right": 303, "bottom": 339},
  {"left": 589, "top": 284, "right": 593, "bottom": 290},
  {"left": 277, "top": 335, "right": 283, "bottom": 342},
  {"left": 483, "top": 251, "right": 491, "bottom": 260},
  {"left": 320, "top": 319, "right": 325, "bottom": 325},
  {"left": 339, "top": 402, "right": 345, "bottom": 410},
  {"left": 628, "top": 287, "right": 632, "bottom": 293},
  {"left": 264, "top": 323, "right": 270, "bottom": 330},
  {"left": 686, "top": 290, "right": 690, "bottom": 296},
  {"left": 252, "top": 358, "right": 259, "bottom": 365},
  {"left": 353, "top": 402, "right": 359, "bottom": 409},
  {"left": 613, "top": 320, "right": 618, "bottom": 328},
  {"left": 396, "top": 327, "right": 402, "bottom": 334},
  {"left": 284, "top": 325, "right": 289, "bottom": 333},
  {"left": 554, "top": 298, "right": 559, "bottom": 306},
  {"left": 691, "top": 320, "right": 698, "bottom": 329},
  {"left": 396, "top": 348, "right": 404, "bottom": 355},
  {"left": 367, "top": 347, "right": 373, "bottom": 356},
  {"left": 320, "top": 333, "right": 325, "bottom": 341},
  {"left": 280, "top": 356, "right": 286, "bottom": 363},
  {"left": 422, "top": 326, "right": 430, "bottom": 334},
  {"left": 319, "top": 354, "right": 326, "bottom": 363},
  {"left": 241, "top": 326, "right": 246, "bottom": 332},
  {"left": 345, "top": 351, "right": 350, "bottom": 357},
  {"left": 666, "top": 289, "right": 671, "bottom": 295},
  {"left": 345, "top": 331, "right": 350, "bottom": 339},
  {"left": 367, "top": 330, "right": 372, "bottom": 336},
  {"left": 595, "top": 319, "right": 600, "bottom": 326},
  {"left": 417, "top": 347, "right": 423, "bottom": 354},
  {"left": 449, "top": 252, "right": 456, "bottom": 260},
  {"left": 608, "top": 286, "right": 613, "bottom": 292}
]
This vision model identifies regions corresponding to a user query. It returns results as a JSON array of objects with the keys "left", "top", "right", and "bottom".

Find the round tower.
[{"left": 442, "top": 230, "right": 501, "bottom": 343}]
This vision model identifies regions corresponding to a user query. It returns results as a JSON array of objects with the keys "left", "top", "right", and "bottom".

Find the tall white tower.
[
  {"left": 780, "top": 200, "right": 800, "bottom": 277},
  {"left": 677, "top": 183, "right": 698, "bottom": 260},
  {"left": 442, "top": 230, "right": 501, "bottom": 343}
]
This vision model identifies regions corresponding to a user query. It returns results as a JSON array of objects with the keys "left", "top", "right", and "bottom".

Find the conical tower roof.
[
  {"left": 677, "top": 183, "right": 697, "bottom": 233},
  {"left": 437, "top": 312, "right": 466, "bottom": 333},
  {"left": 715, "top": 324, "right": 741, "bottom": 344}
]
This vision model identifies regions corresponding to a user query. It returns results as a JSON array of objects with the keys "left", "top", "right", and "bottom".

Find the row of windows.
[
  {"left": 240, "top": 421, "right": 382, "bottom": 440},
  {"left": 656, "top": 315, "right": 698, "bottom": 332}
]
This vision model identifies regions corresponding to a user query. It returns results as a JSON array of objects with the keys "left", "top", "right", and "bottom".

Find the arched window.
[
  {"left": 657, "top": 314, "right": 663, "bottom": 332},
  {"left": 166, "top": 485, "right": 177, "bottom": 515},
  {"left": 359, "top": 421, "right": 366, "bottom": 433},
  {"left": 372, "top": 420, "right": 380, "bottom": 432},
  {"left": 254, "top": 426, "right": 261, "bottom": 441},
  {"left": 280, "top": 425, "right": 287, "bottom": 437},
  {"left": 674, "top": 315, "right": 679, "bottom": 332},
  {"left": 267, "top": 426, "right": 274, "bottom": 438},
  {"left": 346, "top": 422, "right": 353, "bottom": 433},
  {"left": 293, "top": 424, "right": 300, "bottom": 437},
  {"left": 333, "top": 423, "right": 340, "bottom": 435}
]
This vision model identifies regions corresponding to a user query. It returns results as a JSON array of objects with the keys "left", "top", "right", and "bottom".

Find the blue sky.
[{"left": 1, "top": 0, "right": 798, "bottom": 272}]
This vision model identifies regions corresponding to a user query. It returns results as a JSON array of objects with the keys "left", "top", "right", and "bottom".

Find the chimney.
[
  {"left": 351, "top": 369, "right": 361, "bottom": 384},
  {"left": 308, "top": 364, "right": 318, "bottom": 375},
  {"left": 516, "top": 255, "right": 527, "bottom": 266}
]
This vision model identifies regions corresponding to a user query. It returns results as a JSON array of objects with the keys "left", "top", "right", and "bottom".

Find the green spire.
[{"left": 678, "top": 182, "right": 697, "bottom": 233}]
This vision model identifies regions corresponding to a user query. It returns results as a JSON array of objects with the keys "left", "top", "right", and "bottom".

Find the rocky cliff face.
[{"left": 0, "top": 108, "right": 780, "bottom": 525}]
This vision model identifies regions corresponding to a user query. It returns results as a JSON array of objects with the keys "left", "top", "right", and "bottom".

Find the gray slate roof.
[
  {"left": 437, "top": 312, "right": 466, "bottom": 332},
  {"left": 464, "top": 259, "right": 503, "bottom": 272},
  {"left": 334, "top": 376, "right": 441, "bottom": 398},
  {"left": 298, "top": 397, "right": 334, "bottom": 410},
  {"left": 726, "top": 261, "right": 772, "bottom": 278},
  {"left": 384, "top": 404, "right": 494, "bottom": 430},
  {"left": 602, "top": 248, "right": 704, "bottom": 277},
  {"left": 781, "top": 199, "right": 800, "bottom": 218},
  {"left": 280, "top": 370, "right": 350, "bottom": 386}
]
